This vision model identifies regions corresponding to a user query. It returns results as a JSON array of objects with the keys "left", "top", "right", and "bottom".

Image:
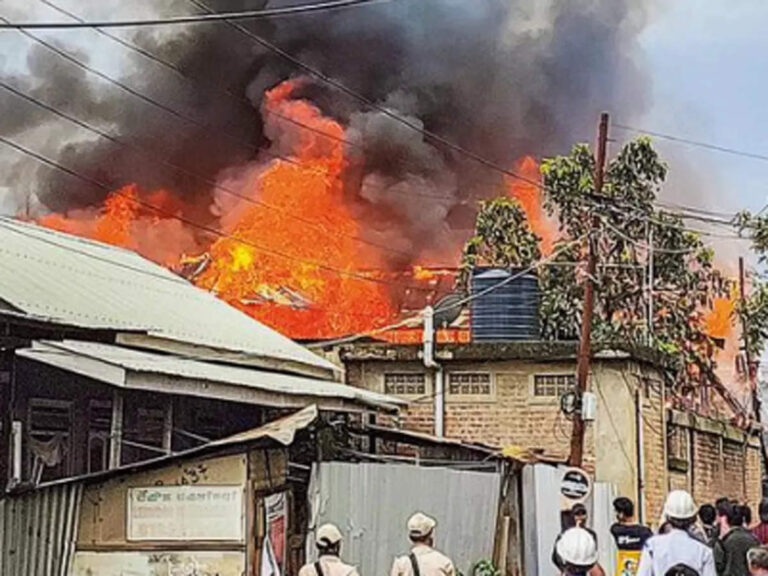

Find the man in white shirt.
[
  {"left": 390, "top": 513, "right": 455, "bottom": 576},
  {"left": 299, "top": 524, "right": 360, "bottom": 576},
  {"left": 637, "top": 491, "right": 716, "bottom": 576}
]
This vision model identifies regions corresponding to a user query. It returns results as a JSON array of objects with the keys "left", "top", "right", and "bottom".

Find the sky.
[
  {"left": 1, "top": 1, "right": 766, "bottom": 212},
  {"left": 633, "top": 1, "right": 768, "bottom": 217}
]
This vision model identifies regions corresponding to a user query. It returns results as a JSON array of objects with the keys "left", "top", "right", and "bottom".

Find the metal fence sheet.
[
  {"left": 308, "top": 462, "right": 501, "bottom": 576},
  {"left": 0, "top": 483, "right": 83, "bottom": 576}
]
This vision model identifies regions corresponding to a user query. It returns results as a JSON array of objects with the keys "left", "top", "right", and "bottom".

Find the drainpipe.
[{"left": 423, "top": 307, "right": 444, "bottom": 437}]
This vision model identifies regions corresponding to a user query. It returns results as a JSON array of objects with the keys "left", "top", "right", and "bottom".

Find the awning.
[{"left": 16, "top": 340, "right": 404, "bottom": 413}]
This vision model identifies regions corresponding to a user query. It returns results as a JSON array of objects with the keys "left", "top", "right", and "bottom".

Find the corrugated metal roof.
[
  {"left": 0, "top": 482, "right": 82, "bottom": 576},
  {"left": 0, "top": 217, "right": 335, "bottom": 373},
  {"left": 17, "top": 340, "right": 404, "bottom": 411}
]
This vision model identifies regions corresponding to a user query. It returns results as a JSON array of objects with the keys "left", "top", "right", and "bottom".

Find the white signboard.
[
  {"left": 127, "top": 485, "right": 243, "bottom": 541},
  {"left": 72, "top": 551, "right": 245, "bottom": 576}
]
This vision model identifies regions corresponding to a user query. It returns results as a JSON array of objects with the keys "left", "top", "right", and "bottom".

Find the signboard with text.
[
  {"left": 127, "top": 485, "right": 243, "bottom": 541},
  {"left": 559, "top": 467, "right": 592, "bottom": 507}
]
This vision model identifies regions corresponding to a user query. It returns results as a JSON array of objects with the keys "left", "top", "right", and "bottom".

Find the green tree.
[
  {"left": 460, "top": 137, "right": 731, "bottom": 388},
  {"left": 458, "top": 197, "right": 541, "bottom": 289},
  {"left": 540, "top": 138, "right": 731, "bottom": 386},
  {"left": 734, "top": 211, "right": 768, "bottom": 357}
]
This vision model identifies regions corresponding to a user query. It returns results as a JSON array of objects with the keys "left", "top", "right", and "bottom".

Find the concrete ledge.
[{"left": 668, "top": 409, "right": 761, "bottom": 446}]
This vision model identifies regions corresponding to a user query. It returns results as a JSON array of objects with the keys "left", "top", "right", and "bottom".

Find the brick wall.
[
  {"left": 346, "top": 358, "right": 611, "bottom": 471},
  {"left": 667, "top": 412, "right": 762, "bottom": 515},
  {"left": 345, "top": 354, "right": 762, "bottom": 519}
]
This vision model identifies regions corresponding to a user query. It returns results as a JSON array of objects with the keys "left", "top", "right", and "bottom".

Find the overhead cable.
[
  {"left": 0, "top": 0, "right": 392, "bottom": 29},
  {"left": 0, "top": 134, "right": 434, "bottom": 292},
  {"left": 614, "top": 123, "right": 768, "bottom": 164},
  {"left": 308, "top": 233, "right": 590, "bottom": 348},
  {"left": 0, "top": 81, "right": 413, "bottom": 259}
]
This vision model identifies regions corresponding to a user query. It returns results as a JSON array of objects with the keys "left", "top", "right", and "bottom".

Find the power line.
[
  {"left": 0, "top": 217, "right": 190, "bottom": 285},
  {"left": 36, "top": 0, "right": 465, "bottom": 203},
  {"left": 0, "top": 134, "right": 434, "bottom": 292},
  {"left": 0, "top": 80, "right": 413, "bottom": 259},
  {"left": 0, "top": 0, "right": 392, "bottom": 29},
  {"left": 188, "top": 0, "right": 546, "bottom": 192},
  {"left": 614, "top": 123, "right": 768, "bottom": 164},
  {"left": 10, "top": 2, "right": 758, "bottom": 236},
  {"left": 602, "top": 220, "right": 700, "bottom": 255}
]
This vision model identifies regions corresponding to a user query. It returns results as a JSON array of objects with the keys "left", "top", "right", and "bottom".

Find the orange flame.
[
  {"left": 705, "top": 296, "right": 736, "bottom": 340},
  {"left": 505, "top": 156, "right": 555, "bottom": 254},
  {"left": 36, "top": 184, "right": 199, "bottom": 266},
  {"left": 191, "top": 80, "right": 396, "bottom": 338}
]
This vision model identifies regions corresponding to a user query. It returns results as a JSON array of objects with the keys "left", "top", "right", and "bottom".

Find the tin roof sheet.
[
  {"left": 0, "top": 217, "right": 334, "bottom": 373},
  {"left": 17, "top": 340, "right": 403, "bottom": 411}
]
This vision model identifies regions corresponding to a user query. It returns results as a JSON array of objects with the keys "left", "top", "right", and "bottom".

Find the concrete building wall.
[
  {"left": 346, "top": 352, "right": 763, "bottom": 524},
  {"left": 347, "top": 357, "right": 648, "bottom": 480}
]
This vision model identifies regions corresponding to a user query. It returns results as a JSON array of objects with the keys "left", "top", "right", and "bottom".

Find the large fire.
[
  {"left": 31, "top": 78, "right": 555, "bottom": 340},
  {"left": 506, "top": 155, "right": 555, "bottom": 254},
  {"left": 28, "top": 78, "right": 738, "bottom": 354}
]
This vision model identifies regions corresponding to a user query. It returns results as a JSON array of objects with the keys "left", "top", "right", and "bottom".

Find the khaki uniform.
[
  {"left": 299, "top": 556, "right": 360, "bottom": 576},
  {"left": 390, "top": 544, "right": 455, "bottom": 576}
]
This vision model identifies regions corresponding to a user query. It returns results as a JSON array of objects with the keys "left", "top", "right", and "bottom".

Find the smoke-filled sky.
[{"left": 0, "top": 0, "right": 766, "bottom": 251}]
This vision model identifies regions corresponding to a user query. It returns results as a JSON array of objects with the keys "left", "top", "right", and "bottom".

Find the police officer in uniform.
[
  {"left": 299, "top": 524, "right": 360, "bottom": 576},
  {"left": 390, "top": 513, "right": 455, "bottom": 576}
]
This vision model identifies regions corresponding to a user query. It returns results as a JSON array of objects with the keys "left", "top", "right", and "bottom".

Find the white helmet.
[
  {"left": 556, "top": 527, "right": 598, "bottom": 567},
  {"left": 663, "top": 490, "right": 697, "bottom": 520}
]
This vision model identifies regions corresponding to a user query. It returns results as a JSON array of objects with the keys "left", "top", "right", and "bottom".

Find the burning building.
[{"left": 1, "top": 0, "right": 655, "bottom": 340}]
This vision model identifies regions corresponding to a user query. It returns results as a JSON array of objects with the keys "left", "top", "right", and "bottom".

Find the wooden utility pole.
[{"left": 568, "top": 112, "right": 609, "bottom": 467}]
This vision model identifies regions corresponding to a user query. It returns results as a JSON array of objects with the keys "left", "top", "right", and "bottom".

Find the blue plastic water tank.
[{"left": 470, "top": 267, "right": 540, "bottom": 341}]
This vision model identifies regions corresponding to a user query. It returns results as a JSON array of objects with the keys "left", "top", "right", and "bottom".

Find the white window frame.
[
  {"left": 529, "top": 373, "right": 576, "bottom": 403},
  {"left": 382, "top": 372, "right": 428, "bottom": 399},
  {"left": 446, "top": 371, "right": 495, "bottom": 404}
]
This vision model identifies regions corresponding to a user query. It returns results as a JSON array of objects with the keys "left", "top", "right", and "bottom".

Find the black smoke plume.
[{"left": 0, "top": 0, "right": 652, "bottom": 261}]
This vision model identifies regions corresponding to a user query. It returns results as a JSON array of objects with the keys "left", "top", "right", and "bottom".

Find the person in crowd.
[
  {"left": 664, "top": 565, "right": 702, "bottom": 576},
  {"left": 714, "top": 500, "right": 759, "bottom": 576},
  {"left": 637, "top": 490, "right": 716, "bottom": 576},
  {"left": 612, "top": 497, "right": 653, "bottom": 551},
  {"left": 753, "top": 502, "right": 768, "bottom": 545},
  {"left": 390, "top": 513, "right": 454, "bottom": 576},
  {"left": 744, "top": 506, "right": 754, "bottom": 529},
  {"left": 299, "top": 524, "right": 360, "bottom": 576},
  {"left": 552, "top": 504, "right": 606, "bottom": 576},
  {"left": 700, "top": 505, "right": 719, "bottom": 545},
  {"left": 557, "top": 527, "right": 600, "bottom": 576},
  {"left": 554, "top": 504, "right": 599, "bottom": 572},
  {"left": 747, "top": 546, "right": 768, "bottom": 576}
]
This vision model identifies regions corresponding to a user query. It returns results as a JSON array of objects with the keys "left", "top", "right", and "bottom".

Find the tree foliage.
[
  {"left": 540, "top": 138, "right": 731, "bottom": 385},
  {"left": 461, "top": 137, "right": 732, "bottom": 387},
  {"left": 458, "top": 197, "right": 540, "bottom": 289},
  {"left": 735, "top": 211, "right": 768, "bottom": 357}
]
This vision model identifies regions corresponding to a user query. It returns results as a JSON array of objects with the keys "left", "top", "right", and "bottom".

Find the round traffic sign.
[{"left": 560, "top": 467, "right": 592, "bottom": 502}]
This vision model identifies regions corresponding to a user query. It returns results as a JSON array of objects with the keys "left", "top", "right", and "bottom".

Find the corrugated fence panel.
[
  {"left": 309, "top": 462, "right": 501, "bottom": 576},
  {"left": 0, "top": 483, "right": 83, "bottom": 576}
]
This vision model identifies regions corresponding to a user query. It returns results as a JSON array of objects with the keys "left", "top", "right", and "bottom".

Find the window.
[
  {"left": 533, "top": 374, "right": 575, "bottom": 398},
  {"left": 28, "top": 398, "right": 73, "bottom": 482},
  {"left": 448, "top": 372, "right": 493, "bottom": 396},
  {"left": 384, "top": 373, "right": 426, "bottom": 396},
  {"left": 88, "top": 400, "right": 112, "bottom": 474},
  {"left": 667, "top": 425, "right": 689, "bottom": 472}
]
